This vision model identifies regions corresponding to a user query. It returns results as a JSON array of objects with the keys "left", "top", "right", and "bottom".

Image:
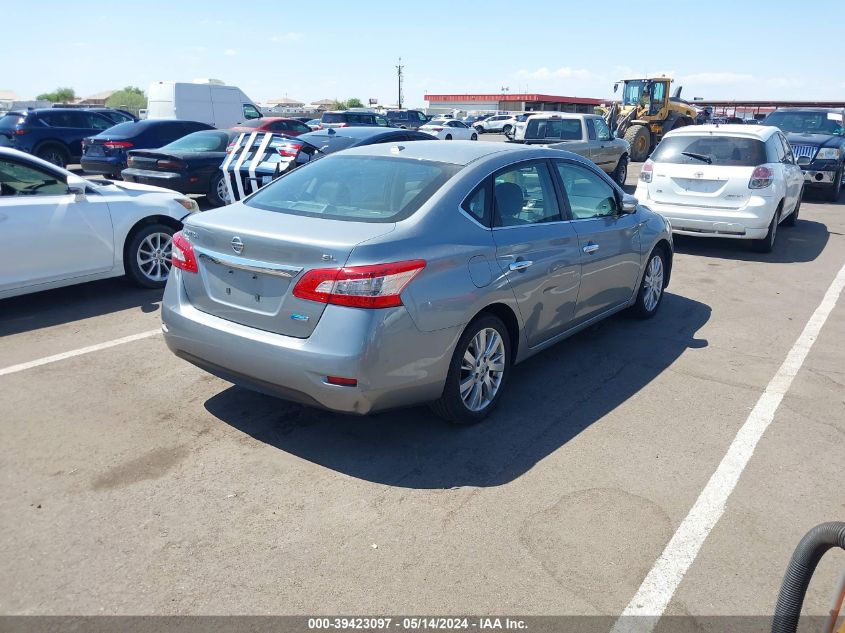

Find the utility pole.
[{"left": 396, "top": 57, "right": 404, "bottom": 109}]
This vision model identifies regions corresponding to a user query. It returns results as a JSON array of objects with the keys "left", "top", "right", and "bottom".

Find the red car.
[{"left": 230, "top": 117, "right": 312, "bottom": 136}]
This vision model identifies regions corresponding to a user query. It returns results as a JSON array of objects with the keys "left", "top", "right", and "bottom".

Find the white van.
[{"left": 146, "top": 79, "right": 261, "bottom": 129}]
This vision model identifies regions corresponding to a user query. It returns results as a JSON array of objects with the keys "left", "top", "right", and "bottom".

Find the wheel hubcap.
[
  {"left": 137, "top": 232, "right": 173, "bottom": 282},
  {"left": 217, "top": 176, "right": 230, "bottom": 203},
  {"left": 643, "top": 255, "right": 664, "bottom": 312},
  {"left": 459, "top": 328, "right": 505, "bottom": 412}
]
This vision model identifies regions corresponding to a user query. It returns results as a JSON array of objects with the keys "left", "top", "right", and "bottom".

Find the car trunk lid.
[
  {"left": 180, "top": 204, "right": 395, "bottom": 338},
  {"left": 646, "top": 162, "right": 756, "bottom": 209}
]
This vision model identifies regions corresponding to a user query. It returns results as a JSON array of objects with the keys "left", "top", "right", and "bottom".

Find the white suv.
[
  {"left": 474, "top": 114, "right": 517, "bottom": 135},
  {"left": 634, "top": 125, "right": 804, "bottom": 252}
]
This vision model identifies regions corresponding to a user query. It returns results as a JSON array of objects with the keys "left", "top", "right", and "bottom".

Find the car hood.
[
  {"left": 96, "top": 179, "right": 180, "bottom": 197},
  {"left": 784, "top": 132, "right": 844, "bottom": 149}
]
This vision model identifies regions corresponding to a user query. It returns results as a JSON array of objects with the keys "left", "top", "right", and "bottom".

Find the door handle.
[
  {"left": 508, "top": 260, "right": 533, "bottom": 272},
  {"left": 582, "top": 243, "right": 600, "bottom": 254}
]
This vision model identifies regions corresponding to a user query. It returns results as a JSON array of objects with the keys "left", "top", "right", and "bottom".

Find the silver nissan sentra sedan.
[{"left": 162, "top": 141, "right": 673, "bottom": 424}]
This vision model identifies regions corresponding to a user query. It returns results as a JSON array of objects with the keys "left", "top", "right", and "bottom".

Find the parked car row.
[{"left": 2, "top": 103, "right": 841, "bottom": 426}]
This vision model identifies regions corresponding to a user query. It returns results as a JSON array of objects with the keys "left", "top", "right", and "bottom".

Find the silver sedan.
[{"left": 162, "top": 142, "right": 673, "bottom": 423}]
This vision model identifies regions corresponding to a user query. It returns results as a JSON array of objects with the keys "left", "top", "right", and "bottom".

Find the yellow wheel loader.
[{"left": 602, "top": 77, "right": 698, "bottom": 162}]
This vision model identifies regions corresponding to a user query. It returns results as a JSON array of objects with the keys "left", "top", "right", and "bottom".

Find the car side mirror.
[
  {"left": 620, "top": 194, "right": 638, "bottom": 214},
  {"left": 67, "top": 175, "right": 87, "bottom": 200}
]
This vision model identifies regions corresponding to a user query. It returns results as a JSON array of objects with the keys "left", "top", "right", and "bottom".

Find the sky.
[{"left": 4, "top": 0, "right": 844, "bottom": 107}]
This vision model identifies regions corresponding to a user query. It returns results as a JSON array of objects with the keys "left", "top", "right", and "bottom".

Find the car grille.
[{"left": 791, "top": 144, "right": 817, "bottom": 163}]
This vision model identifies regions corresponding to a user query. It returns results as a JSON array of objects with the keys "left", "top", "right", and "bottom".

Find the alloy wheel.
[
  {"left": 136, "top": 232, "right": 173, "bottom": 283},
  {"left": 216, "top": 175, "right": 231, "bottom": 203},
  {"left": 459, "top": 328, "right": 506, "bottom": 412},
  {"left": 643, "top": 254, "right": 664, "bottom": 312}
]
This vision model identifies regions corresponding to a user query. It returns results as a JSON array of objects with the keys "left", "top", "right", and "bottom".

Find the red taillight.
[
  {"left": 226, "top": 142, "right": 237, "bottom": 153},
  {"left": 171, "top": 231, "right": 198, "bottom": 273},
  {"left": 749, "top": 165, "right": 774, "bottom": 189},
  {"left": 104, "top": 141, "right": 134, "bottom": 149},
  {"left": 640, "top": 159, "right": 654, "bottom": 183},
  {"left": 326, "top": 376, "right": 358, "bottom": 387},
  {"left": 156, "top": 159, "right": 185, "bottom": 170},
  {"left": 293, "top": 260, "right": 426, "bottom": 309},
  {"left": 276, "top": 141, "right": 303, "bottom": 157},
  {"left": 430, "top": 126, "right": 444, "bottom": 132},
  {"left": 14, "top": 128, "right": 26, "bottom": 135}
]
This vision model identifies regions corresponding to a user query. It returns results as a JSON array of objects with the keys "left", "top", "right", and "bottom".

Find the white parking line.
[
  {"left": 611, "top": 261, "right": 845, "bottom": 633},
  {"left": 0, "top": 329, "right": 162, "bottom": 377}
]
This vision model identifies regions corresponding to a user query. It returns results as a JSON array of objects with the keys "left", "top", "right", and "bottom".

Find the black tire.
[
  {"left": 624, "top": 124, "right": 651, "bottom": 162},
  {"left": 444, "top": 134, "right": 452, "bottom": 140},
  {"left": 429, "top": 314, "right": 511, "bottom": 425},
  {"left": 630, "top": 247, "right": 667, "bottom": 319},
  {"left": 825, "top": 166, "right": 842, "bottom": 202},
  {"left": 502, "top": 124, "right": 513, "bottom": 136},
  {"left": 35, "top": 144, "right": 69, "bottom": 168},
  {"left": 612, "top": 155, "right": 629, "bottom": 186},
  {"left": 751, "top": 204, "right": 781, "bottom": 253},
  {"left": 207, "top": 171, "right": 230, "bottom": 207},
  {"left": 125, "top": 223, "right": 177, "bottom": 289},
  {"left": 782, "top": 190, "right": 802, "bottom": 227},
  {"left": 474, "top": 125, "right": 484, "bottom": 133},
  {"left": 471, "top": 133, "right": 478, "bottom": 141}
]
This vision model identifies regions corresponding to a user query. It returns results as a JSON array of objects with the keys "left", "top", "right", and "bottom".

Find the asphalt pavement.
[{"left": 1, "top": 150, "right": 843, "bottom": 622}]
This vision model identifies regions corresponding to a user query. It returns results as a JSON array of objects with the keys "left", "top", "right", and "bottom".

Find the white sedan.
[
  {"left": 634, "top": 125, "right": 803, "bottom": 253},
  {"left": 0, "top": 147, "right": 201, "bottom": 299},
  {"left": 418, "top": 119, "right": 478, "bottom": 141}
]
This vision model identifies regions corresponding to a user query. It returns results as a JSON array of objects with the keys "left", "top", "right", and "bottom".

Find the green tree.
[
  {"left": 330, "top": 99, "right": 347, "bottom": 110},
  {"left": 106, "top": 86, "right": 147, "bottom": 111},
  {"left": 346, "top": 97, "right": 364, "bottom": 108},
  {"left": 36, "top": 87, "right": 76, "bottom": 103}
]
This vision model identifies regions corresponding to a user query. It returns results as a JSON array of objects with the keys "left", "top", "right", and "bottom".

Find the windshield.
[
  {"left": 651, "top": 135, "right": 767, "bottom": 166},
  {"left": 321, "top": 113, "right": 345, "bottom": 123},
  {"left": 161, "top": 131, "right": 230, "bottom": 152},
  {"left": 622, "top": 80, "right": 648, "bottom": 106},
  {"left": 764, "top": 111, "right": 844, "bottom": 136},
  {"left": 525, "top": 118, "right": 582, "bottom": 140},
  {"left": 0, "top": 114, "right": 24, "bottom": 130},
  {"left": 245, "top": 155, "right": 459, "bottom": 223}
]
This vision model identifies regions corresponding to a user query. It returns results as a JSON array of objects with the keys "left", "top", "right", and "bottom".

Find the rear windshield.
[
  {"left": 161, "top": 131, "right": 230, "bottom": 152},
  {"left": 763, "top": 111, "right": 844, "bottom": 136},
  {"left": 321, "top": 113, "right": 345, "bottom": 123},
  {"left": 96, "top": 121, "right": 138, "bottom": 137},
  {"left": 651, "top": 135, "right": 767, "bottom": 166},
  {"left": 300, "top": 133, "right": 359, "bottom": 153},
  {"left": 0, "top": 114, "right": 24, "bottom": 129},
  {"left": 245, "top": 155, "right": 459, "bottom": 223},
  {"left": 525, "top": 118, "right": 582, "bottom": 140}
]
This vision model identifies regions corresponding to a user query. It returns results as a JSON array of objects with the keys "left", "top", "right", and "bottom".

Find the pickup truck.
[{"left": 515, "top": 113, "right": 631, "bottom": 186}]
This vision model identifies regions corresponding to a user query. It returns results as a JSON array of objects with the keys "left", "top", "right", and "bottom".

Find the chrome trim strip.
[{"left": 196, "top": 248, "right": 303, "bottom": 279}]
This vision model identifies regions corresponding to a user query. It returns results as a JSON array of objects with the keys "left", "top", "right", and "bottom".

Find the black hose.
[{"left": 772, "top": 521, "right": 845, "bottom": 633}]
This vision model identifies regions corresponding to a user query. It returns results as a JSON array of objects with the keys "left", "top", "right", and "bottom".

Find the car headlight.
[
  {"left": 815, "top": 148, "right": 841, "bottom": 160},
  {"left": 176, "top": 198, "right": 200, "bottom": 213}
]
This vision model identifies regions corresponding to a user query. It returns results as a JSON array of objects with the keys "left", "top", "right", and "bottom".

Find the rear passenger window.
[
  {"left": 462, "top": 184, "right": 489, "bottom": 226},
  {"left": 493, "top": 162, "right": 560, "bottom": 227},
  {"left": 555, "top": 162, "right": 618, "bottom": 220}
]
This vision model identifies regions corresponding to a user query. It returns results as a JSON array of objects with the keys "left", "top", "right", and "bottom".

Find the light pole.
[{"left": 396, "top": 58, "right": 404, "bottom": 109}]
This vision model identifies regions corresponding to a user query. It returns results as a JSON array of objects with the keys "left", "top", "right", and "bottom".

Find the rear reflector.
[
  {"left": 171, "top": 231, "right": 198, "bottom": 273},
  {"left": 293, "top": 260, "right": 426, "bottom": 309},
  {"left": 326, "top": 376, "right": 357, "bottom": 387}
]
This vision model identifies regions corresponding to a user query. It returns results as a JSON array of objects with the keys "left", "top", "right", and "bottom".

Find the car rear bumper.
[
  {"left": 81, "top": 157, "right": 125, "bottom": 175},
  {"left": 636, "top": 194, "right": 776, "bottom": 239},
  {"left": 161, "top": 271, "right": 459, "bottom": 414},
  {"left": 121, "top": 168, "right": 205, "bottom": 194}
]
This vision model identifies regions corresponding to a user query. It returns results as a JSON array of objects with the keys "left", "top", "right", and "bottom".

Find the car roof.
[
  {"left": 334, "top": 139, "right": 546, "bottom": 166},
  {"left": 665, "top": 124, "right": 779, "bottom": 140}
]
